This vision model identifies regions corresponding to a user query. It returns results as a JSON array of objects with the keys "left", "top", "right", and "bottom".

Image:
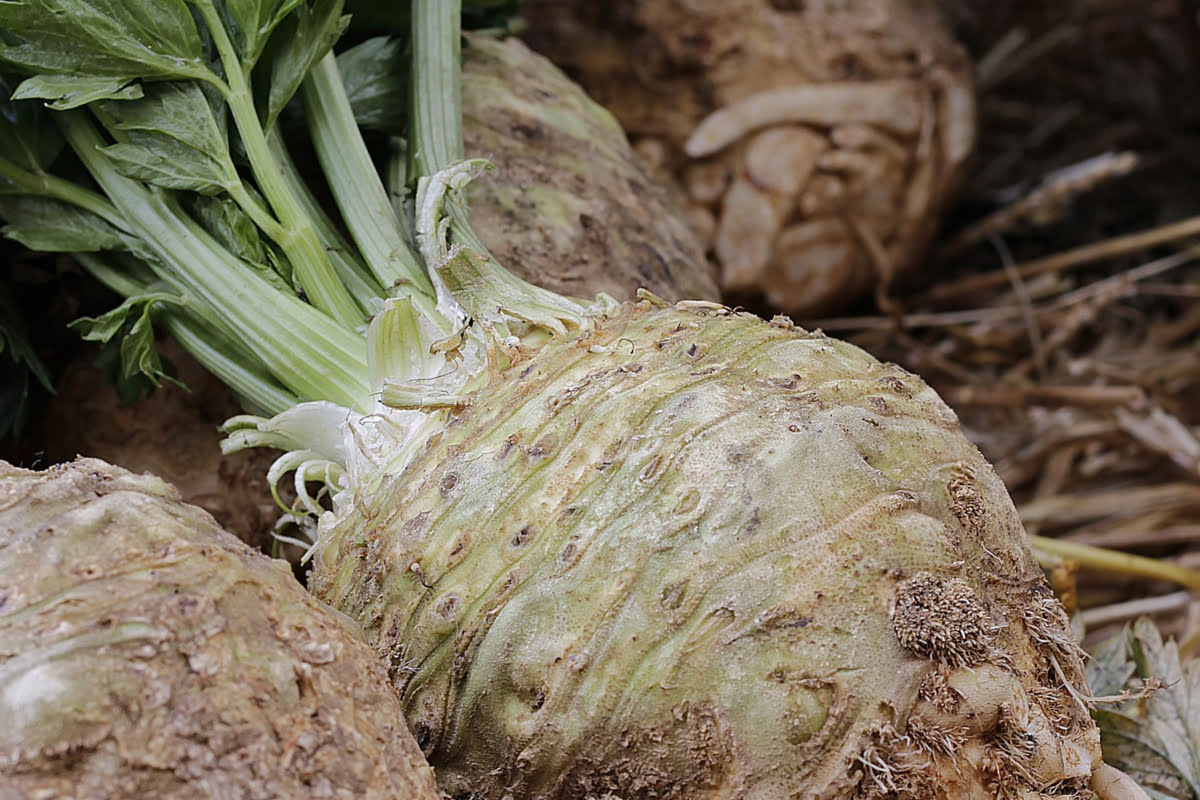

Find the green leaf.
[
  {"left": 190, "top": 194, "right": 268, "bottom": 263},
  {"left": 219, "top": 0, "right": 305, "bottom": 66},
  {"left": 70, "top": 292, "right": 186, "bottom": 400},
  {"left": 0, "top": 0, "right": 210, "bottom": 83},
  {"left": 71, "top": 294, "right": 161, "bottom": 343},
  {"left": 256, "top": 0, "right": 348, "bottom": 129},
  {"left": 0, "top": 195, "right": 129, "bottom": 251},
  {"left": 11, "top": 73, "right": 143, "bottom": 110},
  {"left": 0, "top": 74, "right": 63, "bottom": 173},
  {"left": 98, "top": 142, "right": 228, "bottom": 194},
  {"left": 118, "top": 300, "right": 181, "bottom": 394},
  {"left": 337, "top": 35, "right": 407, "bottom": 132},
  {"left": 189, "top": 193, "right": 289, "bottom": 284},
  {"left": 96, "top": 82, "right": 236, "bottom": 194},
  {"left": 1090, "top": 618, "right": 1200, "bottom": 800}
]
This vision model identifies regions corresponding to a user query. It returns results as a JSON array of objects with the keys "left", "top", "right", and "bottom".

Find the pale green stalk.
[
  {"left": 193, "top": 0, "right": 363, "bottom": 327},
  {"left": 58, "top": 110, "right": 370, "bottom": 411},
  {"left": 266, "top": 126, "right": 384, "bottom": 309},
  {"left": 79, "top": 252, "right": 298, "bottom": 414},
  {"left": 302, "top": 53, "right": 435, "bottom": 304},
  {"left": 410, "top": 0, "right": 463, "bottom": 178},
  {"left": 0, "top": 152, "right": 127, "bottom": 230}
]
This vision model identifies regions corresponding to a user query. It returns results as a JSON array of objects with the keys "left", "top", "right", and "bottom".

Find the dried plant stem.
[
  {"left": 947, "top": 383, "right": 1144, "bottom": 409},
  {"left": 817, "top": 244, "right": 1200, "bottom": 334},
  {"left": 1077, "top": 525, "right": 1200, "bottom": 551},
  {"left": 942, "top": 152, "right": 1138, "bottom": 258},
  {"left": 1031, "top": 535, "right": 1200, "bottom": 593},
  {"left": 924, "top": 215, "right": 1200, "bottom": 304},
  {"left": 976, "top": 24, "right": 1078, "bottom": 90},
  {"left": 1079, "top": 590, "right": 1191, "bottom": 629}
]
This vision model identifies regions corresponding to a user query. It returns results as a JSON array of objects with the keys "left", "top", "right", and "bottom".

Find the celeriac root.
[
  {"left": 524, "top": 0, "right": 976, "bottom": 315},
  {"left": 1089, "top": 762, "right": 1152, "bottom": 800}
]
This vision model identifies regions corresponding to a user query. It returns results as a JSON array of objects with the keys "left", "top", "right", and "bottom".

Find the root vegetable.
[
  {"left": 462, "top": 35, "right": 718, "bottom": 303},
  {"left": 0, "top": 458, "right": 441, "bottom": 799},
  {"left": 523, "top": 0, "right": 976, "bottom": 315},
  {"left": 312, "top": 300, "right": 1105, "bottom": 799}
]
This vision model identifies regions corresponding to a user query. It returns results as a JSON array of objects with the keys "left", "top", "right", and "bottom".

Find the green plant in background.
[{"left": 0, "top": 282, "right": 53, "bottom": 437}]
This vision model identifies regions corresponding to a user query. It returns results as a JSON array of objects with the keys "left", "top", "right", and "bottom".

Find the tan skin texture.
[
  {"left": 463, "top": 34, "right": 719, "bottom": 304},
  {"left": 523, "top": 0, "right": 976, "bottom": 316},
  {"left": 0, "top": 458, "right": 441, "bottom": 800}
]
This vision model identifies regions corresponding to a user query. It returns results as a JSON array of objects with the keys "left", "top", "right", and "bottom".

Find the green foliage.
[
  {"left": 0, "top": 73, "right": 64, "bottom": 173},
  {"left": 221, "top": 0, "right": 307, "bottom": 66},
  {"left": 188, "top": 194, "right": 286, "bottom": 281},
  {"left": 0, "top": 197, "right": 128, "bottom": 252},
  {"left": 0, "top": 282, "right": 53, "bottom": 438},
  {"left": 258, "top": 0, "right": 349, "bottom": 127},
  {"left": 0, "top": 0, "right": 375, "bottom": 411},
  {"left": 95, "top": 83, "right": 237, "bottom": 195},
  {"left": 338, "top": 36, "right": 407, "bottom": 132},
  {"left": 69, "top": 294, "right": 185, "bottom": 401},
  {"left": 0, "top": 0, "right": 207, "bottom": 82},
  {"left": 11, "top": 74, "right": 143, "bottom": 110}
]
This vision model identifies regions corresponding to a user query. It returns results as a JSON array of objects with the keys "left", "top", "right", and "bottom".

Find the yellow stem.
[{"left": 1031, "top": 535, "right": 1200, "bottom": 594}]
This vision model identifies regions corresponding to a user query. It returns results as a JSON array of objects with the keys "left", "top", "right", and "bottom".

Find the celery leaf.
[
  {"left": 221, "top": 0, "right": 306, "bottom": 66},
  {"left": 1089, "top": 618, "right": 1200, "bottom": 800},
  {"left": 338, "top": 36, "right": 407, "bottom": 132},
  {"left": 0, "top": 196, "right": 130, "bottom": 252},
  {"left": 11, "top": 74, "right": 143, "bottom": 110},
  {"left": 96, "top": 83, "right": 237, "bottom": 194},
  {"left": 0, "top": 0, "right": 208, "bottom": 82},
  {"left": 189, "top": 194, "right": 288, "bottom": 284},
  {"left": 0, "top": 74, "right": 63, "bottom": 172},
  {"left": 70, "top": 293, "right": 186, "bottom": 400},
  {"left": 258, "top": 0, "right": 348, "bottom": 128}
]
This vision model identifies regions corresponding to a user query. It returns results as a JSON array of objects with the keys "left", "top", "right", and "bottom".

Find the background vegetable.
[
  {"left": 0, "top": 457, "right": 442, "bottom": 799},
  {"left": 460, "top": 34, "right": 717, "bottom": 303},
  {"left": 523, "top": 0, "right": 976, "bottom": 315}
]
